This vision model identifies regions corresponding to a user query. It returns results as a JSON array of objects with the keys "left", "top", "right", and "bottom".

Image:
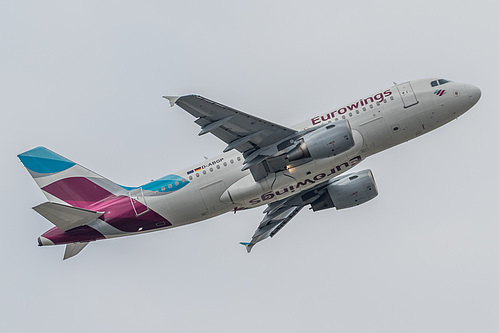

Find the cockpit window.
[{"left": 431, "top": 79, "right": 451, "bottom": 87}]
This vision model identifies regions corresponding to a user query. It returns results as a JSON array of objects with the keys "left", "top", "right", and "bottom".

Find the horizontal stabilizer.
[
  {"left": 64, "top": 242, "right": 89, "bottom": 260},
  {"left": 33, "top": 202, "right": 103, "bottom": 231}
]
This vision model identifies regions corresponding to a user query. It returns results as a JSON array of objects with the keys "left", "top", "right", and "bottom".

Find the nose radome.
[{"left": 467, "top": 84, "right": 481, "bottom": 106}]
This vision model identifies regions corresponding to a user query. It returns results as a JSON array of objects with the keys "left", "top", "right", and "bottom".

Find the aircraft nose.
[{"left": 466, "top": 84, "right": 481, "bottom": 107}]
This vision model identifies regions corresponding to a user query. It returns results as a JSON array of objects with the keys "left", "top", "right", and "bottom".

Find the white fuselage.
[{"left": 139, "top": 79, "right": 480, "bottom": 230}]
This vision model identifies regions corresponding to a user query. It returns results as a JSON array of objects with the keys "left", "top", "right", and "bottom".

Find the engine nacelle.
[
  {"left": 287, "top": 120, "right": 354, "bottom": 162},
  {"left": 311, "top": 169, "right": 378, "bottom": 211}
]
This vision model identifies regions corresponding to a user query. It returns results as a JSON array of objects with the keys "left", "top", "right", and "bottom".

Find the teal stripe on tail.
[{"left": 18, "top": 147, "right": 75, "bottom": 175}]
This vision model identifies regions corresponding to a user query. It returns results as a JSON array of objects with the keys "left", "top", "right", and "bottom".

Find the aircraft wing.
[
  {"left": 241, "top": 205, "right": 304, "bottom": 253},
  {"left": 165, "top": 95, "right": 310, "bottom": 179},
  {"left": 240, "top": 181, "right": 330, "bottom": 252}
]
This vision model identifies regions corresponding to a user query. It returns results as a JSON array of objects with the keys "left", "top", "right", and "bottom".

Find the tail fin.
[{"left": 18, "top": 147, "right": 127, "bottom": 208}]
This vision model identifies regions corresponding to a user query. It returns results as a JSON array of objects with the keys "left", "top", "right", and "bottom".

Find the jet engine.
[
  {"left": 287, "top": 120, "right": 354, "bottom": 162},
  {"left": 311, "top": 169, "right": 378, "bottom": 211}
]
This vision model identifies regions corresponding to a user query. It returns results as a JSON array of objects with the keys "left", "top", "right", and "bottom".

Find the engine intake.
[
  {"left": 287, "top": 120, "right": 354, "bottom": 162},
  {"left": 311, "top": 169, "right": 378, "bottom": 211}
]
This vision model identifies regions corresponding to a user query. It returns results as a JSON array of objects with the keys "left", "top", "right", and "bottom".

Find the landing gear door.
[
  {"left": 129, "top": 188, "right": 150, "bottom": 217},
  {"left": 396, "top": 82, "right": 419, "bottom": 108}
]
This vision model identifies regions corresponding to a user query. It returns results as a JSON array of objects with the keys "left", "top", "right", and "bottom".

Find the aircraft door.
[
  {"left": 128, "top": 188, "right": 150, "bottom": 216},
  {"left": 396, "top": 82, "right": 419, "bottom": 108}
]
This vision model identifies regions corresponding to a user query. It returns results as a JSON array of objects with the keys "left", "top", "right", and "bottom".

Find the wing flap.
[
  {"left": 33, "top": 202, "right": 103, "bottom": 231},
  {"left": 170, "top": 94, "right": 297, "bottom": 162}
]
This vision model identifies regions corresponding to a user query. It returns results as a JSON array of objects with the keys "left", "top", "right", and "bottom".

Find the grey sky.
[{"left": 1, "top": 1, "right": 497, "bottom": 332}]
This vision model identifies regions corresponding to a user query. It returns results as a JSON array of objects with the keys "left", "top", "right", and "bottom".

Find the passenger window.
[
  {"left": 223, "top": 162, "right": 227, "bottom": 167},
  {"left": 203, "top": 170, "right": 206, "bottom": 175},
  {"left": 363, "top": 107, "right": 366, "bottom": 111},
  {"left": 196, "top": 173, "right": 199, "bottom": 177},
  {"left": 216, "top": 165, "right": 220, "bottom": 169},
  {"left": 230, "top": 159, "right": 234, "bottom": 164},
  {"left": 168, "top": 184, "right": 172, "bottom": 189},
  {"left": 356, "top": 110, "right": 359, "bottom": 114},
  {"left": 237, "top": 157, "right": 241, "bottom": 161},
  {"left": 210, "top": 167, "right": 213, "bottom": 172},
  {"left": 189, "top": 176, "right": 193, "bottom": 180}
]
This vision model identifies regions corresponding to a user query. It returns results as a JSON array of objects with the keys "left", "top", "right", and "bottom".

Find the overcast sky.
[{"left": 1, "top": 1, "right": 497, "bottom": 332}]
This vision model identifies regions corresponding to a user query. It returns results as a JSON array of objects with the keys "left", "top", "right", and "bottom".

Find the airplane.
[{"left": 18, "top": 78, "right": 481, "bottom": 259}]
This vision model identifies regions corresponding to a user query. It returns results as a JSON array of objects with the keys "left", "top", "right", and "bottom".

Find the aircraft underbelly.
[
  {"left": 199, "top": 179, "right": 230, "bottom": 213},
  {"left": 150, "top": 189, "right": 206, "bottom": 225},
  {"left": 222, "top": 152, "right": 364, "bottom": 208}
]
